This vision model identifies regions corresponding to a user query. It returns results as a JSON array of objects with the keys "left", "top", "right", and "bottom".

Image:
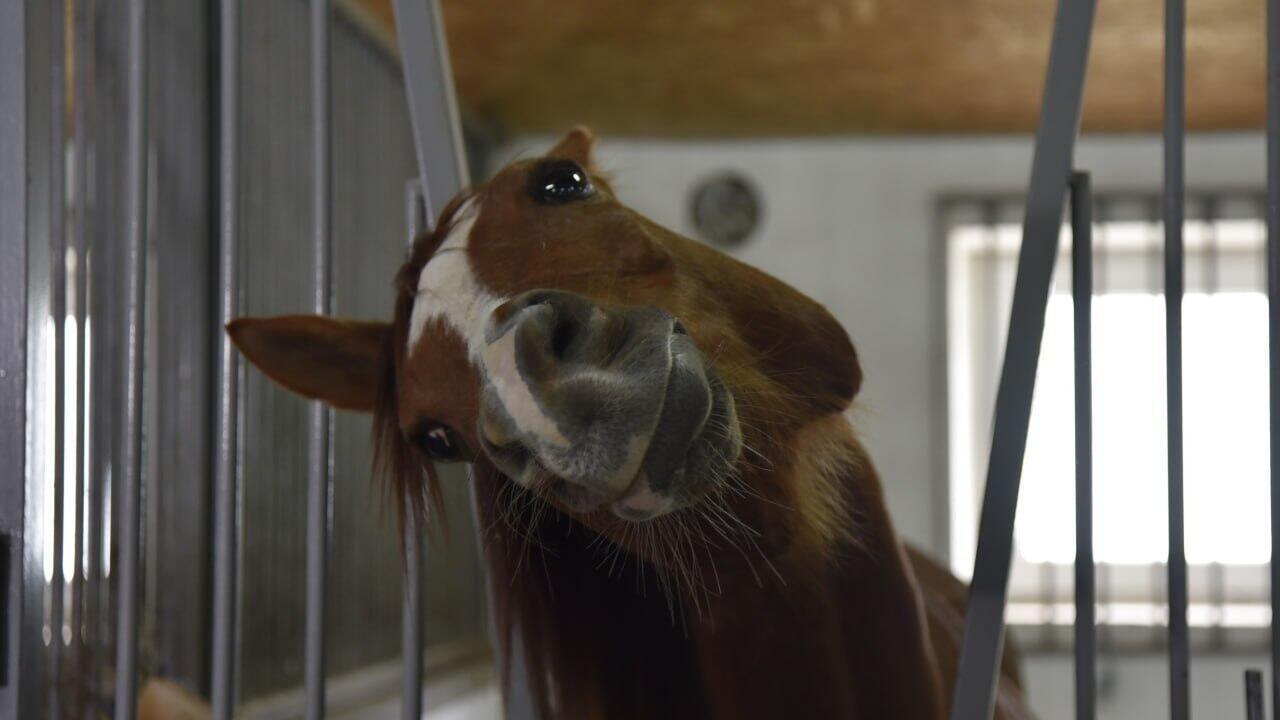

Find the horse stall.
[{"left": 1, "top": 0, "right": 1278, "bottom": 719}]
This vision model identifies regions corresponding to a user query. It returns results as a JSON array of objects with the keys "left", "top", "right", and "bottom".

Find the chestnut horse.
[{"left": 229, "top": 128, "right": 1034, "bottom": 720}]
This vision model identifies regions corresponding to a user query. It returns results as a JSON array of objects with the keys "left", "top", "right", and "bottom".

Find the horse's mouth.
[{"left": 475, "top": 290, "right": 741, "bottom": 521}]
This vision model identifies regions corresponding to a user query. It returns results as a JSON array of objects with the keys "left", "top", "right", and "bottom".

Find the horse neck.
[{"left": 687, "top": 413, "right": 947, "bottom": 720}]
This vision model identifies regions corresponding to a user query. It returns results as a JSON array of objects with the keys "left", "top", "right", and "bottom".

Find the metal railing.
[
  {"left": 0, "top": 0, "right": 477, "bottom": 718},
  {"left": 950, "top": 0, "right": 1280, "bottom": 718}
]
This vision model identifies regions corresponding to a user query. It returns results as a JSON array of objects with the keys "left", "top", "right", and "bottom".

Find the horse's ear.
[
  {"left": 227, "top": 315, "right": 390, "bottom": 413},
  {"left": 548, "top": 126, "right": 596, "bottom": 166}
]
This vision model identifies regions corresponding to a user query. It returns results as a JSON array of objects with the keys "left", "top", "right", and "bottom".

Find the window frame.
[{"left": 939, "top": 191, "right": 1270, "bottom": 652}]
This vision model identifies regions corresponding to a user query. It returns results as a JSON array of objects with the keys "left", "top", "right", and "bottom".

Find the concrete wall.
[{"left": 494, "top": 131, "right": 1268, "bottom": 719}]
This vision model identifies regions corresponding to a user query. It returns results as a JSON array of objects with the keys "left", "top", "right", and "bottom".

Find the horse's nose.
[
  {"left": 485, "top": 290, "right": 608, "bottom": 385},
  {"left": 479, "top": 290, "right": 679, "bottom": 507}
]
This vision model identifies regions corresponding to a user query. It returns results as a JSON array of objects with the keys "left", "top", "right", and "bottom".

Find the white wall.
[{"left": 492, "top": 132, "right": 1268, "bottom": 719}]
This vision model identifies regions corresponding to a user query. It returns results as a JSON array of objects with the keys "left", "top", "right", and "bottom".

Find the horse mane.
[{"left": 372, "top": 191, "right": 474, "bottom": 535}]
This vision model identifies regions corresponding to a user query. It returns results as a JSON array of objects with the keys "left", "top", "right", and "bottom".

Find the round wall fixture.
[{"left": 689, "top": 172, "right": 762, "bottom": 249}]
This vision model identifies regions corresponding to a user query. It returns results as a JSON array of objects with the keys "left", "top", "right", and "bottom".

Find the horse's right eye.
[
  {"left": 527, "top": 159, "right": 595, "bottom": 205},
  {"left": 413, "top": 424, "right": 459, "bottom": 462}
]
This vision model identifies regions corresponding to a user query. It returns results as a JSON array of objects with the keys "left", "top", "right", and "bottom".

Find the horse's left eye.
[
  {"left": 413, "top": 424, "right": 459, "bottom": 462},
  {"left": 528, "top": 159, "right": 594, "bottom": 205}
]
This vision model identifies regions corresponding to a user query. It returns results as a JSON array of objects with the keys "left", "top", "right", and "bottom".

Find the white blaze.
[
  {"left": 406, "top": 197, "right": 504, "bottom": 360},
  {"left": 482, "top": 327, "right": 571, "bottom": 448}
]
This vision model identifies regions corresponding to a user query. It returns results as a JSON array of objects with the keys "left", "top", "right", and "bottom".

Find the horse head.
[{"left": 230, "top": 127, "right": 863, "bottom": 570}]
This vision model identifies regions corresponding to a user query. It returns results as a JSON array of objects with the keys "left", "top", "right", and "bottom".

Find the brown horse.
[{"left": 229, "top": 128, "right": 1034, "bottom": 720}]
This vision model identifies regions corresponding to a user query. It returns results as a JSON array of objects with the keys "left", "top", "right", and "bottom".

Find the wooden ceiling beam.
[{"left": 339, "top": 0, "right": 1265, "bottom": 136}]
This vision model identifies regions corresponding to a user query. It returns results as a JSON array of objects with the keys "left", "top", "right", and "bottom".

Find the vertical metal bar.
[
  {"left": 1247, "top": 670, "right": 1265, "bottom": 720},
  {"left": 69, "top": 0, "right": 92, "bottom": 714},
  {"left": 211, "top": 0, "right": 240, "bottom": 717},
  {"left": 1070, "top": 171, "right": 1095, "bottom": 720},
  {"left": 1, "top": 1, "right": 38, "bottom": 717},
  {"left": 1164, "top": 0, "right": 1189, "bottom": 715},
  {"left": 401, "top": 181, "right": 426, "bottom": 720},
  {"left": 47, "top": 0, "right": 67, "bottom": 714},
  {"left": 1267, "top": 0, "right": 1280, "bottom": 708},
  {"left": 949, "top": 0, "right": 1097, "bottom": 715},
  {"left": 388, "top": 1, "right": 483, "bottom": 714},
  {"left": 306, "top": 0, "right": 332, "bottom": 717},
  {"left": 113, "top": 0, "right": 147, "bottom": 716},
  {"left": 390, "top": 0, "right": 469, "bottom": 218}
]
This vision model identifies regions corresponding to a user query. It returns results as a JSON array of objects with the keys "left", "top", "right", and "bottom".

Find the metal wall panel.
[
  {"left": 238, "top": 1, "right": 315, "bottom": 698},
  {"left": 148, "top": 0, "right": 213, "bottom": 694},
  {"left": 238, "top": 2, "right": 486, "bottom": 702},
  {"left": 81, "top": 1, "right": 214, "bottom": 702},
  {"left": 1, "top": 1, "right": 51, "bottom": 718},
  {"left": 26, "top": 0, "right": 55, "bottom": 711},
  {"left": 88, "top": 2, "right": 130, "bottom": 692}
]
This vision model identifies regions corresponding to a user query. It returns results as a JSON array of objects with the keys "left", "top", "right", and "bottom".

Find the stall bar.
[
  {"left": 948, "top": 0, "right": 1099, "bottom": 716},
  {"left": 203, "top": 1, "right": 475, "bottom": 718},
  {"left": 114, "top": 0, "right": 149, "bottom": 716}
]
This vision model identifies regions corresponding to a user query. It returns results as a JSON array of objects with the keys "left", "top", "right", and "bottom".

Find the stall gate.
[
  {"left": 0, "top": 0, "right": 500, "bottom": 718},
  {"left": 3, "top": 0, "right": 1280, "bottom": 719}
]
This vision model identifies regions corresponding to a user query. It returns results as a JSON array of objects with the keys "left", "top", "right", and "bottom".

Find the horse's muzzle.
[{"left": 477, "top": 289, "right": 739, "bottom": 520}]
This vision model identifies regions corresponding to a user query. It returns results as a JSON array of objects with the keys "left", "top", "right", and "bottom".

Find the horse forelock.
[{"left": 373, "top": 190, "right": 477, "bottom": 534}]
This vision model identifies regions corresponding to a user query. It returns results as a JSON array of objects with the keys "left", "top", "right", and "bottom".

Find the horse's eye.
[
  {"left": 527, "top": 159, "right": 594, "bottom": 205},
  {"left": 413, "top": 424, "right": 459, "bottom": 462}
]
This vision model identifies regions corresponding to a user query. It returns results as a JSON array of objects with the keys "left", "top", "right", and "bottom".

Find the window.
[{"left": 944, "top": 194, "right": 1270, "bottom": 648}]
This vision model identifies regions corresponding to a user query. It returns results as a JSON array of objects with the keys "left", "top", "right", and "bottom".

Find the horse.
[{"left": 229, "top": 127, "right": 1035, "bottom": 720}]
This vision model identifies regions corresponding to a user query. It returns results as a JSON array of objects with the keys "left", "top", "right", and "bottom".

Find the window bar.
[
  {"left": 48, "top": 0, "right": 67, "bottom": 714},
  {"left": 69, "top": 0, "right": 93, "bottom": 714},
  {"left": 211, "top": 0, "right": 240, "bottom": 717},
  {"left": 305, "top": 0, "right": 333, "bottom": 717},
  {"left": 1164, "top": 0, "right": 1190, "bottom": 714},
  {"left": 401, "top": 180, "right": 427, "bottom": 720},
  {"left": 1204, "top": 214, "right": 1224, "bottom": 653},
  {"left": 1247, "top": 669, "right": 1264, "bottom": 720},
  {"left": 113, "top": 0, "right": 148, "bottom": 716},
  {"left": 948, "top": 0, "right": 1097, "bottom": 715},
  {"left": 1203, "top": 197, "right": 1220, "bottom": 295},
  {"left": 1267, "top": 0, "right": 1280, "bottom": 709},
  {"left": 1070, "top": 171, "right": 1095, "bottom": 720}
]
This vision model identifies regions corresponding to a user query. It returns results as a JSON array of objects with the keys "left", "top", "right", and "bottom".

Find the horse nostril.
[{"left": 550, "top": 314, "right": 576, "bottom": 360}]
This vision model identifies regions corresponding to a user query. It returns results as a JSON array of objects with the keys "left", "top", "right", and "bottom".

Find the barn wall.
[{"left": 492, "top": 130, "right": 1267, "bottom": 720}]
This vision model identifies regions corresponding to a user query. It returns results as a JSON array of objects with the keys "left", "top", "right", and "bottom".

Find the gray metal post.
[
  {"left": 389, "top": 1, "right": 486, "bottom": 715},
  {"left": 1071, "top": 171, "right": 1095, "bottom": 720},
  {"left": 114, "top": 0, "right": 148, "bottom": 716},
  {"left": 0, "top": 1, "right": 44, "bottom": 717},
  {"left": 949, "top": 0, "right": 1097, "bottom": 715},
  {"left": 390, "top": 0, "right": 469, "bottom": 217},
  {"left": 1267, "top": 0, "right": 1280, "bottom": 711},
  {"left": 306, "top": 0, "right": 334, "bottom": 717},
  {"left": 1246, "top": 670, "right": 1264, "bottom": 720},
  {"left": 48, "top": 1, "right": 67, "bottom": 715},
  {"left": 1164, "top": 0, "right": 1190, "bottom": 716},
  {"left": 211, "top": 0, "right": 241, "bottom": 717},
  {"left": 402, "top": 181, "right": 426, "bottom": 720},
  {"left": 70, "top": 1, "right": 94, "bottom": 714}
]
